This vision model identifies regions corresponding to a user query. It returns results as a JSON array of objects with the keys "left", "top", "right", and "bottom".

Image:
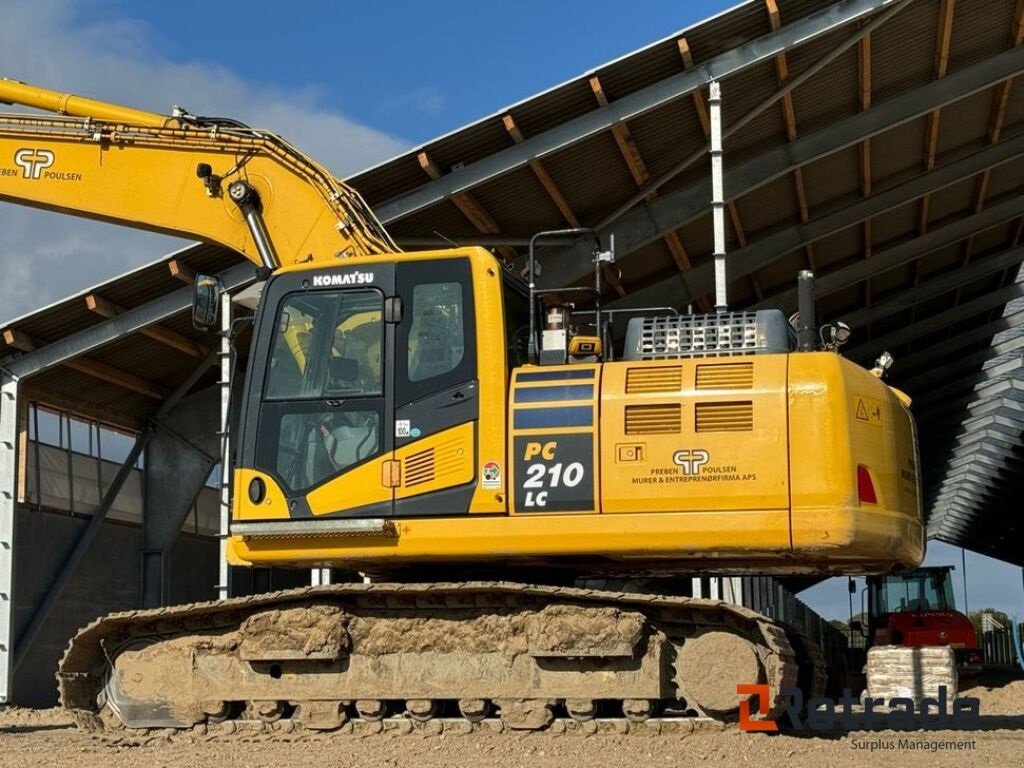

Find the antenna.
[{"left": 709, "top": 80, "right": 727, "bottom": 312}]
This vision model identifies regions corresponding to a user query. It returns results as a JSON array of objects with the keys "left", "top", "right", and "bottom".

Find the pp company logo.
[
  {"left": 737, "top": 684, "right": 778, "bottom": 732},
  {"left": 14, "top": 148, "right": 55, "bottom": 179}
]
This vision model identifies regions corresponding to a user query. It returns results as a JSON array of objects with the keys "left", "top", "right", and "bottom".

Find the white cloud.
[{"left": 0, "top": 0, "right": 409, "bottom": 321}]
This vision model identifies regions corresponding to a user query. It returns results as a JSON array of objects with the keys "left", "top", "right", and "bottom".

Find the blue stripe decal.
[
  {"left": 515, "top": 369, "right": 595, "bottom": 382},
  {"left": 514, "top": 384, "right": 594, "bottom": 403},
  {"left": 514, "top": 406, "right": 593, "bottom": 429}
]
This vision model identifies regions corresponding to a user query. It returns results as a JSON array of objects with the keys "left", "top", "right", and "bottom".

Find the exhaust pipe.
[{"left": 797, "top": 270, "right": 816, "bottom": 352}]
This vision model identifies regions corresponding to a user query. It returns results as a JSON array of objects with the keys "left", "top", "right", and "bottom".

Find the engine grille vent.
[
  {"left": 622, "top": 310, "right": 792, "bottom": 360},
  {"left": 404, "top": 448, "right": 436, "bottom": 486},
  {"left": 695, "top": 401, "right": 753, "bottom": 432},
  {"left": 696, "top": 362, "right": 754, "bottom": 390},
  {"left": 625, "top": 404, "right": 682, "bottom": 434},
  {"left": 626, "top": 366, "right": 683, "bottom": 393}
]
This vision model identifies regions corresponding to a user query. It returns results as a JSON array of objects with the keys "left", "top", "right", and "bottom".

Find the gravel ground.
[{"left": 1, "top": 676, "right": 1020, "bottom": 768}]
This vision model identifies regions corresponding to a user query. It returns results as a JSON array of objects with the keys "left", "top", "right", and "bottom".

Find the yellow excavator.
[{"left": 0, "top": 79, "right": 923, "bottom": 733}]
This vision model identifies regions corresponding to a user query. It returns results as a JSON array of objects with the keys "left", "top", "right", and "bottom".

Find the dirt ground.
[{"left": 1, "top": 675, "right": 1021, "bottom": 768}]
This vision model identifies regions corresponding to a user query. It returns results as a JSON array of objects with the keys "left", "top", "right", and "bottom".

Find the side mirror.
[{"left": 192, "top": 273, "right": 223, "bottom": 331}]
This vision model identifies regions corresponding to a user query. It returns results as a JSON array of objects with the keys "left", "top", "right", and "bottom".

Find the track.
[{"left": 58, "top": 582, "right": 823, "bottom": 739}]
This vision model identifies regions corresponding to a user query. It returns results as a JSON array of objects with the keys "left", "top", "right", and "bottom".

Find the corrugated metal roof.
[{"left": 1, "top": 0, "right": 1022, "bottom": 564}]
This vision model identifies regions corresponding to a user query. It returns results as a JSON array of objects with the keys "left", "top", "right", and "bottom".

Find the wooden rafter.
[
  {"left": 168, "top": 259, "right": 197, "bottom": 284},
  {"left": 3, "top": 329, "right": 169, "bottom": 400},
  {"left": 417, "top": 151, "right": 517, "bottom": 261},
  {"left": 503, "top": 114, "right": 580, "bottom": 229},
  {"left": 964, "top": 0, "right": 1024, "bottom": 265},
  {"left": 909, "top": 0, "right": 956, "bottom": 336},
  {"left": 85, "top": 294, "right": 209, "bottom": 358},
  {"left": 589, "top": 74, "right": 694, "bottom": 301},
  {"left": 677, "top": 39, "right": 750, "bottom": 252},
  {"left": 918, "top": 0, "right": 956, "bottom": 238},
  {"left": 950, "top": 0, "right": 1023, "bottom": 319},
  {"left": 764, "top": 0, "right": 816, "bottom": 272},
  {"left": 671, "top": 44, "right": 750, "bottom": 308}
]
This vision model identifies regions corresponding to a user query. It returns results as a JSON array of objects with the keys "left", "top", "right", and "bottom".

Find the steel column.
[
  {"left": 0, "top": 373, "right": 18, "bottom": 704},
  {"left": 218, "top": 290, "right": 233, "bottom": 601}
]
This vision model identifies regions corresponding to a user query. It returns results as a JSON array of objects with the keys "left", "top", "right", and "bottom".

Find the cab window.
[
  {"left": 258, "top": 289, "right": 384, "bottom": 493},
  {"left": 265, "top": 290, "right": 382, "bottom": 400},
  {"left": 408, "top": 282, "right": 465, "bottom": 382}
]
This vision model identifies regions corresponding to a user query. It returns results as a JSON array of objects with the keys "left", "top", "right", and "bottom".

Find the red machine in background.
[{"left": 858, "top": 566, "right": 983, "bottom": 673}]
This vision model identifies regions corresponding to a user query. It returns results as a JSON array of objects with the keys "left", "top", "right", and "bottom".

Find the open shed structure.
[{"left": 1, "top": 0, "right": 1022, "bottom": 705}]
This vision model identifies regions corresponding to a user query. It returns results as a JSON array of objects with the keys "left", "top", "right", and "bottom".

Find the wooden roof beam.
[
  {"left": 168, "top": 259, "right": 197, "bottom": 284},
  {"left": 953, "top": 0, "right": 1020, "bottom": 316},
  {"left": 589, "top": 74, "right": 693, "bottom": 300},
  {"left": 676, "top": 40, "right": 754, "bottom": 306},
  {"left": 966, "top": 0, "right": 1024, "bottom": 259},
  {"left": 910, "top": 0, "right": 957, "bottom": 338},
  {"left": 918, "top": 0, "right": 956, "bottom": 238},
  {"left": 85, "top": 294, "right": 208, "bottom": 359},
  {"left": 503, "top": 114, "right": 580, "bottom": 229},
  {"left": 417, "top": 151, "right": 517, "bottom": 262},
  {"left": 764, "top": 1, "right": 815, "bottom": 273},
  {"left": 3, "top": 329, "right": 169, "bottom": 400}
]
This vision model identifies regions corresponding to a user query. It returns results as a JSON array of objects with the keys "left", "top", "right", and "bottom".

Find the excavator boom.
[{"left": 0, "top": 79, "right": 397, "bottom": 269}]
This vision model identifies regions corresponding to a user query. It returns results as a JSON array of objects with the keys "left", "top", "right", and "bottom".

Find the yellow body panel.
[
  {"left": 395, "top": 421, "right": 475, "bottom": 500},
  {"left": 230, "top": 346, "right": 923, "bottom": 576},
  {"left": 600, "top": 356, "right": 790, "bottom": 514}
]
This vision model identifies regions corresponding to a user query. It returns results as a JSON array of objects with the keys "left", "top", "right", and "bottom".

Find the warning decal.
[{"left": 855, "top": 397, "right": 882, "bottom": 426}]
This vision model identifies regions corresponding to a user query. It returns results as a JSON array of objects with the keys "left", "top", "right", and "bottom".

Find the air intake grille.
[
  {"left": 622, "top": 310, "right": 792, "bottom": 360},
  {"left": 626, "top": 366, "right": 682, "bottom": 393},
  {"left": 695, "top": 401, "right": 753, "bottom": 432},
  {"left": 404, "top": 448, "right": 436, "bottom": 486},
  {"left": 696, "top": 362, "right": 754, "bottom": 390},
  {"left": 625, "top": 404, "right": 682, "bottom": 434}
]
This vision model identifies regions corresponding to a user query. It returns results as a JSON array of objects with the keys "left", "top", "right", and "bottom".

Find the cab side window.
[
  {"left": 397, "top": 259, "right": 476, "bottom": 405},
  {"left": 408, "top": 282, "right": 465, "bottom": 382}
]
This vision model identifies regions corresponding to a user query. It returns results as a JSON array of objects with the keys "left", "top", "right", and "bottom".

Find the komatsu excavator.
[{"left": 0, "top": 79, "right": 923, "bottom": 734}]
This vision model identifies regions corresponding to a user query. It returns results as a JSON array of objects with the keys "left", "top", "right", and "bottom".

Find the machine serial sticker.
[{"left": 481, "top": 461, "right": 501, "bottom": 489}]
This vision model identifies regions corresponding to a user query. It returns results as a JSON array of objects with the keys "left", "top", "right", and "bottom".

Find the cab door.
[
  {"left": 392, "top": 258, "right": 479, "bottom": 516},
  {"left": 245, "top": 265, "right": 397, "bottom": 519}
]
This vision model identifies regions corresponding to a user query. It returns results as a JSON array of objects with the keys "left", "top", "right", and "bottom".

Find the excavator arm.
[{"left": 0, "top": 78, "right": 398, "bottom": 269}]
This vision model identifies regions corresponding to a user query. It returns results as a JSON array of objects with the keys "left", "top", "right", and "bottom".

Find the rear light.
[
  {"left": 967, "top": 651, "right": 983, "bottom": 665},
  {"left": 857, "top": 465, "right": 878, "bottom": 504}
]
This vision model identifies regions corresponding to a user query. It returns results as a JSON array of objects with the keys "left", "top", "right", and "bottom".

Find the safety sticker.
[
  {"left": 395, "top": 419, "right": 411, "bottom": 438},
  {"left": 481, "top": 461, "right": 502, "bottom": 489},
  {"left": 854, "top": 397, "right": 882, "bottom": 426}
]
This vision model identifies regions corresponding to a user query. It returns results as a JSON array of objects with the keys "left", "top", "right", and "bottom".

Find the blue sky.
[
  {"left": 95, "top": 0, "right": 733, "bottom": 146},
  {"left": 3, "top": 0, "right": 1023, "bottom": 625}
]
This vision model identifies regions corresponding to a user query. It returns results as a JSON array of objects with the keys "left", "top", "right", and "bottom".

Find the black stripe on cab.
[
  {"left": 513, "top": 406, "right": 593, "bottom": 429},
  {"left": 515, "top": 369, "right": 595, "bottom": 382},
  {"left": 514, "top": 384, "right": 594, "bottom": 403}
]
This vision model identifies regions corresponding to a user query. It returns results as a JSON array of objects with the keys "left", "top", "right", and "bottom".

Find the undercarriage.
[{"left": 59, "top": 582, "right": 825, "bottom": 739}]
